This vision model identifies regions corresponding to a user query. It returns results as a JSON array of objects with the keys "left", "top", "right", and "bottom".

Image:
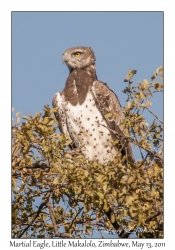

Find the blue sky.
[
  {"left": 12, "top": 12, "right": 163, "bottom": 120},
  {"left": 12, "top": 12, "right": 163, "bottom": 238}
]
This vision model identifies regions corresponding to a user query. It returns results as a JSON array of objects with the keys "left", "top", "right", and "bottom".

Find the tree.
[{"left": 12, "top": 67, "right": 163, "bottom": 238}]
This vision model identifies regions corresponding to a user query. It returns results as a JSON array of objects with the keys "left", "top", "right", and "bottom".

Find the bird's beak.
[
  {"left": 62, "top": 53, "right": 68, "bottom": 64},
  {"left": 62, "top": 55, "right": 65, "bottom": 64}
]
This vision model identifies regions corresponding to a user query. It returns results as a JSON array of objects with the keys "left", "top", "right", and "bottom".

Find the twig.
[
  {"left": 145, "top": 107, "right": 163, "bottom": 124},
  {"left": 114, "top": 139, "right": 128, "bottom": 159},
  {"left": 98, "top": 228, "right": 104, "bottom": 238},
  {"left": 138, "top": 153, "right": 149, "bottom": 168},
  {"left": 15, "top": 162, "right": 50, "bottom": 173},
  {"left": 18, "top": 192, "right": 51, "bottom": 238},
  {"left": 29, "top": 226, "right": 37, "bottom": 238},
  {"left": 145, "top": 211, "right": 161, "bottom": 223},
  {"left": 68, "top": 207, "right": 84, "bottom": 231},
  {"left": 131, "top": 127, "right": 144, "bottom": 160},
  {"left": 46, "top": 202, "right": 74, "bottom": 238}
]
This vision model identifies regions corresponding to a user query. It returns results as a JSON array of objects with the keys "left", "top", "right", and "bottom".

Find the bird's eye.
[{"left": 74, "top": 52, "right": 81, "bottom": 57}]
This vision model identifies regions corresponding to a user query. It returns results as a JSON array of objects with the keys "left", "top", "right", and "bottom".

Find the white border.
[{"left": 0, "top": 1, "right": 174, "bottom": 249}]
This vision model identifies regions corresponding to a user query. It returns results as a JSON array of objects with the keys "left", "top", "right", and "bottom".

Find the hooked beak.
[
  {"left": 62, "top": 53, "right": 68, "bottom": 64},
  {"left": 62, "top": 55, "right": 65, "bottom": 64}
]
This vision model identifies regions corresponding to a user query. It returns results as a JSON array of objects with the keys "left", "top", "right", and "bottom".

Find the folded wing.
[{"left": 91, "top": 80, "right": 134, "bottom": 162}]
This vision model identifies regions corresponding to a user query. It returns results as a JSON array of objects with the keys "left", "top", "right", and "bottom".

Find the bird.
[{"left": 52, "top": 46, "right": 134, "bottom": 164}]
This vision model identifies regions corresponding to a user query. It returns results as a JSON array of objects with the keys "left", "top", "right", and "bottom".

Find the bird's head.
[{"left": 62, "top": 46, "right": 96, "bottom": 72}]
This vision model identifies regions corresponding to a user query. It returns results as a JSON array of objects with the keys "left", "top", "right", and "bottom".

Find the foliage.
[{"left": 12, "top": 67, "right": 163, "bottom": 238}]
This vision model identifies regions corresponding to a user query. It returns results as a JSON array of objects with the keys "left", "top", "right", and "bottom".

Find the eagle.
[{"left": 52, "top": 46, "right": 134, "bottom": 164}]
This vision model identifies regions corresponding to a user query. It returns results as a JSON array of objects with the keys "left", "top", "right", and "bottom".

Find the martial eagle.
[{"left": 52, "top": 46, "right": 134, "bottom": 163}]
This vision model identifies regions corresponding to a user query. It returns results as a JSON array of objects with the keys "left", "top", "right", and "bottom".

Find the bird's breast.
[{"left": 63, "top": 92, "right": 117, "bottom": 163}]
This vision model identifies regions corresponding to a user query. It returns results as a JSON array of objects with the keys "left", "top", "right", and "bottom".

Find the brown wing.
[
  {"left": 91, "top": 80, "right": 134, "bottom": 162},
  {"left": 52, "top": 92, "right": 69, "bottom": 135}
]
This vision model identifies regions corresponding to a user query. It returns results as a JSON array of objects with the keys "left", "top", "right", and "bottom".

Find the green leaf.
[
  {"left": 103, "top": 184, "right": 107, "bottom": 193},
  {"left": 151, "top": 66, "right": 163, "bottom": 80},
  {"left": 127, "top": 176, "right": 135, "bottom": 184},
  {"left": 44, "top": 146, "right": 49, "bottom": 152},
  {"left": 120, "top": 175, "right": 128, "bottom": 184},
  {"left": 124, "top": 69, "right": 137, "bottom": 82},
  {"left": 135, "top": 115, "right": 143, "bottom": 122},
  {"left": 22, "top": 116, "right": 29, "bottom": 120},
  {"left": 103, "top": 199, "right": 108, "bottom": 212},
  {"left": 47, "top": 120, "right": 55, "bottom": 126},
  {"left": 43, "top": 117, "right": 49, "bottom": 125},
  {"left": 110, "top": 212, "right": 115, "bottom": 223},
  {"left": 125, "top": 196, "right": 134, "bottom": 205},
  {"left": 53, "top": 177, "right": 59, "bottom": 185},
  {"left": 140, "top": 91, "right": 145, "bottom": 99},
  {"left": 65, "top": 153, "right": 72, "bottom": 159},
  {"left": 146, "top": 100, "right": 152, "bottom": 107},
  {"left": 96, "top": 191, "right": 104, "bottom": 204},
  {"left": 105, "top": 113, "right": 112, "bottom": 119},
  {"left": 142, "top": 79, "right": 150, "bottom": 90},
  {"left": 126, "top": 102, "right": 132, "bottom": 110}
]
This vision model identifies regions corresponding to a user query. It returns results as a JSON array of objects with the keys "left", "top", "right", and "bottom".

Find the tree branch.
[
  {"left": 18, "top": 192, "right": 50, "bottom": 238},
  {"left": 46, "top": 201, "right": 74, "bottom": 238},
  {"left": 131, "top": 127, "right": 144, "bottom": 160},
  {"left": 145, "top": 211, "right": 161, "bottom": 223},
  {"left": 67, "top": 207, "right": 84, "bottom": 231},
  {"left": 145, "top": 107, "right": 163, "bottom": 124},
  {"left": 105, "top": 208, "right": 132, "bottom": 238}
]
